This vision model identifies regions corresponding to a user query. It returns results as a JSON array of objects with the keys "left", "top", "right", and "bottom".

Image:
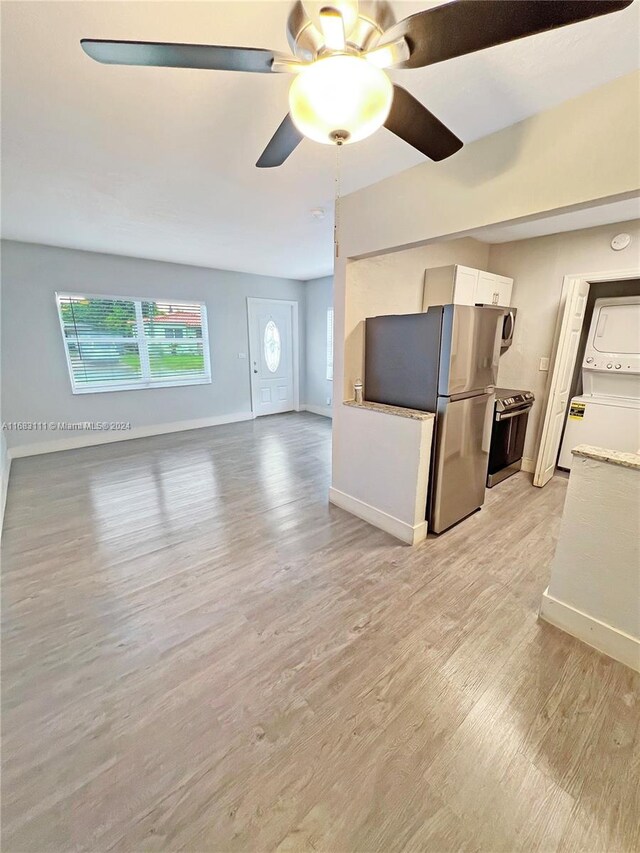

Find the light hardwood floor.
[{"left": 2, "top": 412, "right": 638, "bottom": 852}]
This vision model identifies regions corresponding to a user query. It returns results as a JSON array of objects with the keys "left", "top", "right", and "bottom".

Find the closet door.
[{"left": 533, "top": 278, "right": 590, "bottom": 487}]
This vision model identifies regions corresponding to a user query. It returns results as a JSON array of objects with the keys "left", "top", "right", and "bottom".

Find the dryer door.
[
  {"left": 583, "top": 296, "right": 640, "bottom": 397},
  {"left": 593, "top": 300, "right": 640, "bottom": 356}
]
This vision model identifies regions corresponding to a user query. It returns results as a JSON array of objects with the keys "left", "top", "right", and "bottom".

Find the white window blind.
[
  {"left": 56, "top": 293, "right": 211, "bottom": 394},
  {"left": 326, "top": 307, "right": 334, "bottom": 381}
]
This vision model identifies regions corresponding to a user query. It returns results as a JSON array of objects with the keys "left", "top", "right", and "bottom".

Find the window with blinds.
[
  {"left": 326, "top": 307, "right": 334, "bottom": 381},
  {"left": 56, "top": 293, "right": 211, "bottom": 393}
]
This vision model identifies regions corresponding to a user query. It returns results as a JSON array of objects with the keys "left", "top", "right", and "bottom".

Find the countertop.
[
  {"left": 572, "top": 444, "right": 640, "bottom": 470},
  {"left": 343, "top": 400, "right": 435, "bottom": 421}
]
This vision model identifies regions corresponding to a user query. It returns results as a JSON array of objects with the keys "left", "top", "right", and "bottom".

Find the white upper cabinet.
[
  {"left": 423, "top": 265, "right": 513, "bottom": 310},
  {"left": 452, "top": 266, "right": 480, "bottom": 305},
  {"left": 475, "top": 272, "right": 513, "bottom": 307}
]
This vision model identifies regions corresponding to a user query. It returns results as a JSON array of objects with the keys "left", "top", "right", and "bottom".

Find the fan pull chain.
[{"left": 334, "top": 138, "right": 343, "bottom": 258}]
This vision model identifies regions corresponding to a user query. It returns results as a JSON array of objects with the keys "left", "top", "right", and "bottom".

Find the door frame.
[
  {"left": 246, "top": 297, "right": 300, "bottom": 417},
  {"left": 533, "top": 265, "right": 640, "bottom": 486}
]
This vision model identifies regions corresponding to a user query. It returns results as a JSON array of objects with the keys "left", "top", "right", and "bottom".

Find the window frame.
[{"left": 55, "top": 291, "right": 212, "bottom": 394}]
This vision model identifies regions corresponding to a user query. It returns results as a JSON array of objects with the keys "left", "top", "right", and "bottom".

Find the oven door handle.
[{"left": 496, "top": 405, "right": 533, "bottom": 422}]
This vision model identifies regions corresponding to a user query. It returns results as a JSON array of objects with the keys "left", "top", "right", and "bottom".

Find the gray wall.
[
  {"left": 1, "top": 240, "right": 309, "bottom": 451},
  {"left": 304, "top": 275, "right": 333, "bottom": 415}
]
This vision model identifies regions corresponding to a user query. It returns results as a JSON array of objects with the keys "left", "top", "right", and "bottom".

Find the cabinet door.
[
  {"left": 451, "top": 266, "right": 478, "bottom": 305},
  {"left": 475, "top": 272, "right": 499, "bottom": 305},
  {"left": 475, "top": 272, "right": 513, "bottom": 307},
  {"left": 423, "top": 266, "right": 456, "bottom": 308},
  {"left": 496, "top": 276, "right": 513, "bottom": 307}
]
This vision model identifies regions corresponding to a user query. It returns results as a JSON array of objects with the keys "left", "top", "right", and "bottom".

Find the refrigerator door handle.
[{"left": 449, "top": 386, "right": 495, "bottom": 402}]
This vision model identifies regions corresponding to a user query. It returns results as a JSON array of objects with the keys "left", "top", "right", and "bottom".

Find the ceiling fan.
[{"left": 81, "top": 0, "right": 633, "bottom": 168}]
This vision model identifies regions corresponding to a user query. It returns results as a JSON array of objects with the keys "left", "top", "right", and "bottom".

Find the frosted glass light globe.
[{"left": 288, "top": 54, "right": 393, "bottom": 145}]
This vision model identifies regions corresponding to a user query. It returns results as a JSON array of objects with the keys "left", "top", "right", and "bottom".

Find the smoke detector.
[{"left": 611, "top": 233, "right": 631, "bottom": 251}]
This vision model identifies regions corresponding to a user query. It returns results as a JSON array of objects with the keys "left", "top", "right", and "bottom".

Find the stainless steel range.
[{"left": 487, "top": 388, "right": 535, "bottom": 487}]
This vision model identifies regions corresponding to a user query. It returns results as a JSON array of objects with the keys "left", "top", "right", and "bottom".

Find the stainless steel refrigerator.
[{"left": 365, "top": 305, "right": 502, "bottom": 534}]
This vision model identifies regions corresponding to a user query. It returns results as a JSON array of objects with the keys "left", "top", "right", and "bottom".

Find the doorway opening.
[{"left": 533, "top": 269, "right": 640, "bottom": 486}]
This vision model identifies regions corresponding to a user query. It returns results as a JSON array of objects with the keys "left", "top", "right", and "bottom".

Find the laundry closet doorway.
[{"left": 534, "top": 268, "right": 640, "bottom": 487}]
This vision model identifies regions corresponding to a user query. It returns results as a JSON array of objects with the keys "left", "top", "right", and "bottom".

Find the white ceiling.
[{"left": 2, "top": 1, "right": 639, "bottom": 280}]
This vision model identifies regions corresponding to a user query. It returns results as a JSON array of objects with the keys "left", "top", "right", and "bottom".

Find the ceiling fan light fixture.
[
  {"left": 288, "top": 54, "right": 393, "bottom": 146},
  {"left": 82, "top": 0, "right": 633, "bottom": 167},
  {"left": 318, "top": 7, "right": 346, "bottom": 51}
]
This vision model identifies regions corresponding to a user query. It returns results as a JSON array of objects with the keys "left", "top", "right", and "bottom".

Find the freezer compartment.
[
  {"left": 365, "top": 310, "right": 442, "bottom": 411},
  {"left": 364, "top": 305, "right": 501, "bottom": 411},
  {"left": 429, "top": 392, "right": 494, "bottom": 534}
]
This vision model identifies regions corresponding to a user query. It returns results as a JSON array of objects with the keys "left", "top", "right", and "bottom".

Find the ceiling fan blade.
[
  {"left": 382, "top": 0, "right": 634, "bottom": 70},
  {"left": 80, "top": 39, "right": 286, "bottom": 73},
  {"left": 384, "top": 86, "right": 462, "bottom": 161},
  {"left": 256, "top": 115, "right": 304, "bottom": 168}
]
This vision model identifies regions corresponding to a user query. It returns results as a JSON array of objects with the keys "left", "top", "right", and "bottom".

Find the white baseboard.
[
  {"left": 539, "top": 589, "right": 640, "bottom": 673},
  {"left": 7, "top": 411, "right": 255, "bottom": 459},
  {"left": 329, "top": 486, "right": 427, "bottom": 546},
  {"left": 302, "top": 404, "right": 333, "bottom": 418},
  {"left": 521, "top": 456, "right": 536, "bottom": 474}
]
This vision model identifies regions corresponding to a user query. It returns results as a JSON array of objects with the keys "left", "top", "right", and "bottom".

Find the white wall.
[
  {"left": 1, "top": 240, "right": 308, "bottom": 454},
  {"left": 339, "top": 72, "right": 640, "bottom": 260},
  {"left": 345, "top": 237, "right": 491, "bottom": 395},
  {"left": 490, "top": 219, "right": 640, "bottom": 462},
  {"left": 541, "top": 450, "right": 640, "bottom": 672},
  {"left": 304, "top": 275, "right": 333, "bottom": 416},
  {"left": 330, "top": 405, "right": 434, "bottom": 545}
]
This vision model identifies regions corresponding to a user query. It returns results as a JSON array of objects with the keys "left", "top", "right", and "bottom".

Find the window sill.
[{"left": 70, "top": 377, "right": 212, "bottom": 395}]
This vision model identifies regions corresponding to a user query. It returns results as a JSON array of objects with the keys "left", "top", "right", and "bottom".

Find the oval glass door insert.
[{"left": 264, "top": 319, "right": 281, "bottom": 373}]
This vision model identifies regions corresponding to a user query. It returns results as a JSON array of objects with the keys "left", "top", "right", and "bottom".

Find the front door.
[{"left": 247, "top": 298, "right": 297, "bottom": 417}]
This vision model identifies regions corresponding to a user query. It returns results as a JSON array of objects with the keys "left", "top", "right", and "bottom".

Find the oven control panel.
[{"left": 495, "top": 390, "right": 535, "bottom": 413}]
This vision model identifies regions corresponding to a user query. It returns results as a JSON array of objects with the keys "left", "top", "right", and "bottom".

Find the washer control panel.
[{"left": 583, "top": 358, "right": 637, "bottom": 372}]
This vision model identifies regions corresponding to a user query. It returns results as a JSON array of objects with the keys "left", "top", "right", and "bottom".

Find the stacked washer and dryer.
[{"left": 558, "top": 295, "right": 640, "bottom": 470}]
